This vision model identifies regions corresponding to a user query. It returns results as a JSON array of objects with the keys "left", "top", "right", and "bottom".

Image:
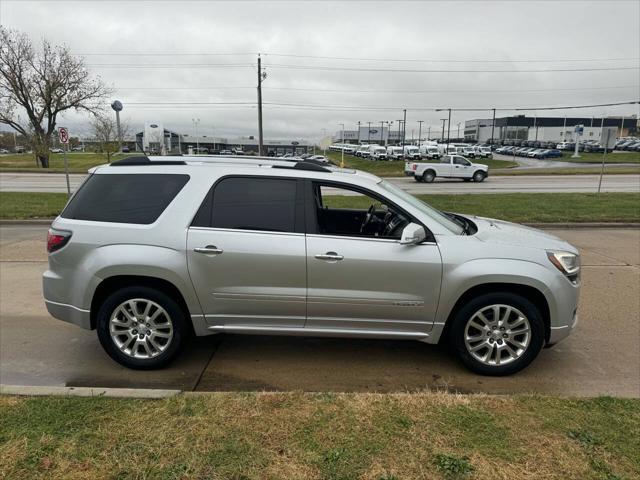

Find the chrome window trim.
[
  {"left": 306, "top": 233, "right": 437, "bottom": 245},
  {"left": 188, "top": 226, "right": 305, "bottom": 237}
]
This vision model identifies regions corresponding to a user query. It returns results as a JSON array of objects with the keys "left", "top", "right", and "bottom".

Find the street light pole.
[
  {"left": 440, "top": 118, "right": 447, "bottom": 142},
  {"left": 367, "top": 122, "right": 372, "bottom": 143},
  {"left": 446, "top": 108, "right": 451, "bottom": 147},
  {"left": 456, "top": 122, "right": 461, "bottom": 140},
  {"left": 357, "top": 121, "right": 361, "bottom": 143},
  {"left": 417, "top": 120, "right": 424, "bottom": 148},
  {"left": 379, "top": 121, "right": 384, "bottom": 145},
  {"left": 339, "top": 123, "right": 345, "bottom": 168},
  {"left": 490, "top": 108, "right": 496, "bottom": 144},
  {"left": 402, "top": 108, "right": 407, "bottom": 147},
  {"left": 192, "top": 118, "right": 200, "bottom": 153}
]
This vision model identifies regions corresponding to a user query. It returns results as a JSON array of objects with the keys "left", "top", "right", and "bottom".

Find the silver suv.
[{"left": 43, "top": 156, "right": 580, "bottom": 375}]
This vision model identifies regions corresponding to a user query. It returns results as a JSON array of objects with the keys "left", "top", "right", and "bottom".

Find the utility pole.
[
  {"left": 257, "top": 54, "right": 265, "bottom": 156},
  {"left": 417, "top": 120, "right": 424, "bottom": 148},
  {"left": 367, "top": 121, "right": 372, "bottom": 143},
  {"left": 379, "top": 121, "right": 384, "bottom": 145},
  {"left": 402, "top": 108, "right": 407, "bottom": 146},
  {"left": 357, "top": 121, "right": 361, "bottom": 143},
  {"left": 490, "top": 108, "right": 496, "bottom": 144},
  {"left": 440, "top": 118, "right": 447, "bottom": 142},
  {"left": 396, "top": 120, "right": 402, "bottom": 146},
  {"left": 620, "top": 116, "right": 625, "bottom": 138},
  {"left": 427, "top": 125, "right": 431, "bottom": 141},
  {"left": 446, "top": 108, "right": 451, "bottom": 147},
  {"left": 456, "top": 122, "right": 461, "bottom": 140}
]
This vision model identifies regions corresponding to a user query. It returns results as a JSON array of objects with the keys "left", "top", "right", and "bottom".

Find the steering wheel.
[{"left": 360, "top": 204, "right": 376, "bottom": 233}]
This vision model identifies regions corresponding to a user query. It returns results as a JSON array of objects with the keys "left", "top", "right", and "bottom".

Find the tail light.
[
  {"left": 47, "top": 228, "right": 72, "bottom": 253},
  {"left": 412, "top": 164, "right": 417, "bottom": 171}
]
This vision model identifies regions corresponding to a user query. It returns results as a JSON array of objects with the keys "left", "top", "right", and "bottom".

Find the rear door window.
[
  {"left": 192, "top": 176, "right": 303, "bottom": 233},
  {"left": 61, "top": 173, "right": 189, "bottom": 224}
]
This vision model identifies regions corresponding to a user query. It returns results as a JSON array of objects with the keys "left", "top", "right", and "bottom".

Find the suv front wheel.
[
  {"left": 449, "top": 292, "right": 544, "bottom": 375},
  {"left": 96, "top": 286, "right": 187, "bottom": 369}
]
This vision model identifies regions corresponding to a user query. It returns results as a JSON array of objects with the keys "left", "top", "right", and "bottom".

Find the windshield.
[{"left": 377, "top": 180, "right": 464, "bottom": 234}]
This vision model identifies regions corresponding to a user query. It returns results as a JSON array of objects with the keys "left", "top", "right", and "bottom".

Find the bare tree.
[
  {"left": 0, "top": 27, "right": 109, "bottom": 167},
  {"left": 91, "top": 114, "right": 129, "bottom": 163}
]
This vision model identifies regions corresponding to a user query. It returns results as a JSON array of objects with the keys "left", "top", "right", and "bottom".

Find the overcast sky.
[{"left": 1, "top": 0, "right": 639, "bottom": 141}]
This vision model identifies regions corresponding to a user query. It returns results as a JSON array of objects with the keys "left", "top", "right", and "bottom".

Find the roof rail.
[
  {"left": 272, "top": 162, "right": 331, "bottom": 173},
  {"left": 111, "top": 156, "right": 186, "bottom": 166}
]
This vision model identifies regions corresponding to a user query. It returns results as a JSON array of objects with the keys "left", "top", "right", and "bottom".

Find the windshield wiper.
[{"left": 444, "top": 212, "right": 471, "bottom": 235}]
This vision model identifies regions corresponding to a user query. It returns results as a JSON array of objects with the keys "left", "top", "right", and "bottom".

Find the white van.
[
  {"left": 368, "top": 145, "right": 388, "bottom": 160},
  {"left": 387, "top": 146, "right": 404, "bottom": 160},
  {"left": 403, "top": 145, "right": 421, "bottom": 160},
  {"left": 356, "top": 145, "right": 371, "bottom": 158},
  {"left": 420, "top": 144, "right": 441, "bottom": 159}
]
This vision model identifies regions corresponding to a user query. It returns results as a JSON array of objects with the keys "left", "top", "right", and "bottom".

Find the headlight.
[{"left": 547, "top": 250, "right": 580, "bottom": 276}]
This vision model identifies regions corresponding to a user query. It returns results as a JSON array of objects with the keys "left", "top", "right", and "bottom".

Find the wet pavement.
[{"left": 1, "top": 225, "right": 638, "bottom": 397}]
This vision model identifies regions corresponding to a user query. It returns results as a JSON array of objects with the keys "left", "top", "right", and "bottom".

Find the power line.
[
  {"left": 263, "top": 53, "right": 638, "bottom": 64},
  {"left": 123, "top": 100, "right": 639, "bottom": 112},
  {"left": 264, "top": 63, "right": 638, "bottom": 73},
  {"left": 86, "top": 63, "right": 254, "bottom": 68},
  {"left": 76, "top": 51, "right": 638, "bottom": 64},
  {"left": 113, "top": 85, "right": 639, "bottom": 93}
]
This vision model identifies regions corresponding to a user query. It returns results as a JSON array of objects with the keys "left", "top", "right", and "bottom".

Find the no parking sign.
[{"left": 58, "top": 127, "right": 69, "bottom": 144}]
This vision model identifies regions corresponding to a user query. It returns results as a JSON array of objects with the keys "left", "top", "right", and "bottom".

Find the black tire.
[
  {"left": 449, "top": 292, "right": 545, "bottom": 376},
  {"left": 422, "top": 170, "right": 435, "bottom": 183},
  {"left": 96, "top": 286, "right": 187, "bottom": 370},
  {"left": 473, "top": 171, "right": 486, "bottom": 182},
  {"left": 414, "top": 175, "right": 423, "bottom": 183}
]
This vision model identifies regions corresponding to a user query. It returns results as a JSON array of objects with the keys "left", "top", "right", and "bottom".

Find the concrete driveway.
[{"left": 1, "top": 225, "right": 638, "bottom": 397}]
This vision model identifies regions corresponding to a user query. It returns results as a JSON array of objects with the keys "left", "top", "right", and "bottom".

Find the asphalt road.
[
  {"left": 1, "top": 225, "right": 638, "bottom": 397},
  {"left": 1, "top": 171, "right": 639, "bottom": 194}
]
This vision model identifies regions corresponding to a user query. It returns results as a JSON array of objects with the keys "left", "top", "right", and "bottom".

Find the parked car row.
[
  {"left": 614, "top": 139, "right": 640, "bottom": 151},
  {"left": 495, "top": 146, "right": 563, "bottom": 159}
]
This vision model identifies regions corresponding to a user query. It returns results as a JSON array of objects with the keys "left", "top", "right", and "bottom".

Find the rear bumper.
[{"left": 44, "top": 299, "right": 92, "bottom": 330}]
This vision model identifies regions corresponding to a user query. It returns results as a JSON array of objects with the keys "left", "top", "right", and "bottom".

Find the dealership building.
[
  {"left": 332, "top": 126, "right": 412, "bottom": 145},
  {"left": 133, "top": 123, "right": 313, "bottom": 156},
  {"left": 464, "top": 115, "right": 638, "bottom": 143}
]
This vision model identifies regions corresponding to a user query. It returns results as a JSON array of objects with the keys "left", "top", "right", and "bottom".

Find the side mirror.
[{"left": 400, "top": 223, "right": 427, "bottom": 245}]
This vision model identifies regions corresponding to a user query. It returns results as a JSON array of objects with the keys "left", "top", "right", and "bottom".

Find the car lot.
[
  {"left": 2, "top": 171, "right": 640, "bottom": 194},
  {"left": 1, "top": 224, "right": 638, "bottom": 396}
]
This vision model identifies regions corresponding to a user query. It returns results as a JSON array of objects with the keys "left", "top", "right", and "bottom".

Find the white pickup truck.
[{"left": 404, "top": 154, "right": 489, "bottom": 183}]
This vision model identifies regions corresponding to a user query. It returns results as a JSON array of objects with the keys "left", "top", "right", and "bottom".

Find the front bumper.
[{"left": 547, "top": 309, "right": 578, "bottom": 346}]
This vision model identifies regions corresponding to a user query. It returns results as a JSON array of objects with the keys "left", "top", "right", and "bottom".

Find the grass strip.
[
  {"left": 1, "top": 192, "right": 638, "bottom": 223},
  {"left": 0, "top": 393, "right": 638, "bottom": 479}
]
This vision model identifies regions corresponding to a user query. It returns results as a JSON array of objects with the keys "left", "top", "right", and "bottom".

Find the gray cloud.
[{"left": 2, "top": 0, "right": 638, "bottom": 140}]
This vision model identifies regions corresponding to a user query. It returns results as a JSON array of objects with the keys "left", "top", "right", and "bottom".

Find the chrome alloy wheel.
[
  {"left": 464, "top": 304, "right": 531, "bottom": 366},
  {"left": 109, "top": 298, "right": 174, "bottom": 359}
]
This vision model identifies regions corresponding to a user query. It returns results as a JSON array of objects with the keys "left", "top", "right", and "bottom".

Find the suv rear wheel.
[
  {"left": 96, "top": 286, "right": 187, "bottom": 369},
  {"left": 449, "top": 292, "right": 544, "bottom": 376}
]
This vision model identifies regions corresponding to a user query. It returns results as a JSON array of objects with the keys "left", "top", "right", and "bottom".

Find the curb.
[
  {"left": 0, "top": 219, "right": 53, "bottom": 226},
  {"left": 1, "top": 219, "right": 638, "bottom": 229},
  {"left": 0, "top": 384, "right": 181, "bottom": 399}
]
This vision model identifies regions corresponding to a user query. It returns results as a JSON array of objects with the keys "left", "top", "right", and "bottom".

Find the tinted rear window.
[
  {"left": 197, "top": 177, "right": 300, "bottom": 232},
  {"left": 61, "top": 173, "right": 189, "bottom": 224}
]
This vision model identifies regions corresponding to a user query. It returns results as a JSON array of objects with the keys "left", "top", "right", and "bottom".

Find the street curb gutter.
[
  {"left": 0, "top": 384, "right": 180, "bottom": 399},
  {"left": 1, "top": 219, "right": 639, "bottom": 229}
]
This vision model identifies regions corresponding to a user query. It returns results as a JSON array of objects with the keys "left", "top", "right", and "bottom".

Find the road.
[
  {"left": 1, "top": 171, "right": 639, "bottom": 194},
  {"left": 1, "top": 225, "right": 638, "bottom": 397}
]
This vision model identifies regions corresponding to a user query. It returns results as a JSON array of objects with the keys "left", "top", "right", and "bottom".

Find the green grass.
[
  {"left": 0, "top": 193, "right": 69, "bottom": 219},
  {"left": 2, "top": 192, "right": 639, "bottom": 223},
  {"left": 0, "top": 393, "right": 638, "bottom": 479},
  {"left": 0, "top": 153, "right": 134, "bottom": 173},
  {"left": 561, "top": 151, "right": 640, "bottom": 164},
  {"left": 324, "top": 192, "right": 640, "bottom": 224}
]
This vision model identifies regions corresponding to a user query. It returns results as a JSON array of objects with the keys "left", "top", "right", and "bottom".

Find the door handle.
[
  {"left": 194, "top": 245, "right": 223, "bottom": 255},
  {"left": 315, "top": 252, "right": 344, "bottom": 261}
]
